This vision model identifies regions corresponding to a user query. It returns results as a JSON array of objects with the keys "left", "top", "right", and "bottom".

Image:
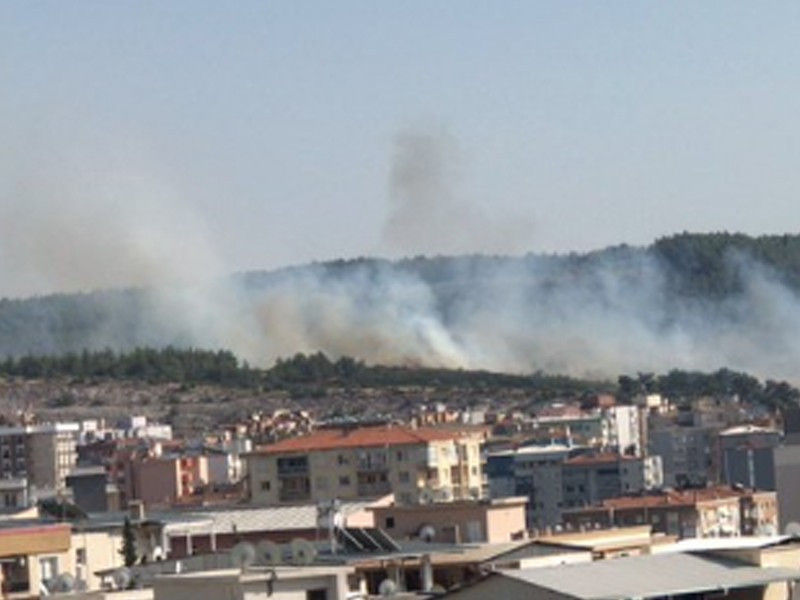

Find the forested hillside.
[{"left": 2, "top": 232, "right": 800, "bottom": 380}]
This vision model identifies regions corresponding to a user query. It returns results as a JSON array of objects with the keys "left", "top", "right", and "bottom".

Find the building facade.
[
  {"left": 563, "top": 486, "right": 779, "bottom": 538},
  {"left": 245, "top": 426, "right": 484, "bottom": 506}
]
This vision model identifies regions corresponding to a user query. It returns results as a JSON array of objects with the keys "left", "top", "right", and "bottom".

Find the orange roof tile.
[{"left": 255, "top": 425, "right": 465, "bottom": 454}]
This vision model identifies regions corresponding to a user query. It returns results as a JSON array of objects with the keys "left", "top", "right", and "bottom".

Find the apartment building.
[
  {"left": 132, "top": 452, "right": 209, "bottom": 508},
  {"left": 245, "top": 425, "right": 484, "bottom": 505},
  {"left": 487, "top": 445, "right": 572, "bottom": 529},
  {"left": 717, "top": 425, "right": 781, "bottom": 491},
  {"left": 648, "top": 425, "right": 715, "bottom": 487},
  {"left": 562, "top": 453, "right": 663, "bottom": 509},
  {"left": 563, "top": 486, "right": 779, "bottom": 538},
  {"left": 486, "top": 446, "right": 662, "bottom": 529},
  {"left": 532, "top": 405, "right": 643, "bottom": 455},
  {"left": 0, "top": 423, "right": 79, "bottom": 493}
]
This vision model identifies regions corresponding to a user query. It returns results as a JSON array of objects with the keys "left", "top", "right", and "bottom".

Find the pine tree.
[{"left": 120, "top": 517, "right": 137, "bottom": 567}]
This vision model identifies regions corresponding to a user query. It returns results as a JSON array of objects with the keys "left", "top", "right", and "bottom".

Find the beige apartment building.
[
  {"left": 0, "top": 423, "right": 79, "bottom": 492},
  {"left": 245, "top": 425, "right": 484, "bottom": 505}
]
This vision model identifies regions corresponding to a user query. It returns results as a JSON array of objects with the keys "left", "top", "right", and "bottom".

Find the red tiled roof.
[{"left": 255, "top": 426, "right": 465, "bottom": 454}]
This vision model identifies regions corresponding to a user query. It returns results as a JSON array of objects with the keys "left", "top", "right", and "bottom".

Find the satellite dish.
[
  {"left": 785, "top": 522, "right": 800, "bottom": 537},
  {"left": 418, "top": 488, "right": 434, "bottom": 505},
  {"left": 419, "top": 524, "right": 436, "bottom": 542},
  {"left": 378, "top": 578, "right": 398, "bottom": 597},
  {"left": 257, "top": 540, "right": 283, "bottom": 566},
  {"left": 289, "top": 538, "right": 317, "bottom": 566},
  {"left": 230, "top": 542, "right": 257, "bottom": 571},
  {"left": 49, "top": 573, "right": 75, "bottom": 594},
  {"left": 112, "top": 567, "right": 131, "bottom": 591}
]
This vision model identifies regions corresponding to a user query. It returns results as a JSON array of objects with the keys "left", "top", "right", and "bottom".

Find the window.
[
  {"left": 76, "top": 548, "right": 87, "bottom": 565},
  {"left": 398, "top": 471, "right": 410, "bottom": 483},
  {"left": 260, "top": 480, "right": 271, "bottom": 491},
  {"left": 396, "top": 450, "right": 404, "bottom": 461},
  {"left": 337, "top": 454, "right": 348, "bottom": 466},
  {"left": 339, "top": 476, "right": 351, "bottom": 486},
  {"left": 385, "top": 516, "right": 395, "bottom": 529},
  {"left": 39, "top": 557, "right": 58, "bottom": 583}
]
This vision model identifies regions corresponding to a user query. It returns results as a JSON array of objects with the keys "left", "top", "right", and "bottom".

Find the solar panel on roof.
[{"left": 335, "top": 527, "right": 401, "bottom": 553}]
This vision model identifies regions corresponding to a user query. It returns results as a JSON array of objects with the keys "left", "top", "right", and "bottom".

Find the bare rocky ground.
[{"left": 0, "top": 377, "right": 523, "bottom": 437}]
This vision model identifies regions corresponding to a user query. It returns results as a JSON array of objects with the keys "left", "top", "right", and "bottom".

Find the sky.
[{"left": 2, "top": 1, "right": 800, "bottom": 298}]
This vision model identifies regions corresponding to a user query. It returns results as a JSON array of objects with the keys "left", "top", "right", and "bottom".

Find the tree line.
[{"left": 1, "top": 347, "right": 798, "bottom": 414}]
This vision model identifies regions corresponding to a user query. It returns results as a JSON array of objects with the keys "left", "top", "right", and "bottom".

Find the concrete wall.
[
  {"left": 373, "top": 500, "right": 526, "bottom": 544},
  {"left": 135, "top": 459, "right": 179, "bottom": 507},
  {"left": 153, "top": 568, "right": 351, "bottom": 600},
  {"left": 775, "top": 444, "right": 800, "bottom": 529}
]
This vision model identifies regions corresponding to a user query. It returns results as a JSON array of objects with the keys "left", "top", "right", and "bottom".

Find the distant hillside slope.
[{"left": 3, "top": 232, "right": 800, "bottom": 380}]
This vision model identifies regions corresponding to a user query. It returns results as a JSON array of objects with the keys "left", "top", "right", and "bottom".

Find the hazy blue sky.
[{"left": 2, "top": 1, "right": 800, "bottom": 295}]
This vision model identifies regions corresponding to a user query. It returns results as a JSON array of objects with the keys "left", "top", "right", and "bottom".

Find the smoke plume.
[
  {"left": 383, "top": 128, "right": 535, "bottom": 256},
  {"left": 4, "top": 139, "right": 800, "bottom": 383}
]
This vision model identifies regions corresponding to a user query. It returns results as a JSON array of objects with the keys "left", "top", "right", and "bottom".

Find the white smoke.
[{"left": 4, "top": 135, "right": 800, "bottom": 383}]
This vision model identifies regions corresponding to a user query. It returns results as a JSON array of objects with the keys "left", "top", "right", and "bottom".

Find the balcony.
[
  {"left": 357, "top": 472, "right": 391, "bottom": 497},
  {"left": 277, "top": 457, "right": 309, "bottom": 477}
]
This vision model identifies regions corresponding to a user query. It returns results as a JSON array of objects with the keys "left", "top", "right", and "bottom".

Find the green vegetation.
[
  {"left": 618, "top": 368, "right": 800, "bottom": 411},
  {"left": 652, "top": 232, "right": 800, "bottom": 298},
  {"left": 120, "top": 518, "right": 138, "bottom": 567},
  {"left": 0, "top": 347, "right": 253, "bottom": 386},
  {"left": 1, "top": 346, "right": 797, "bottom": 413}
]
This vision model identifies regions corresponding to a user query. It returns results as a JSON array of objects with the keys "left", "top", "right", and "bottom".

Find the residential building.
[
  {"left": 562, "top": 486, "right": 779, "bottom": 538},
  {"left": 0, "top": 422, "right": 79, "bottom": 493},
  {"left": 0, "top": 520, "right": 72, "bottom": 595},
  {"left": 0, "top": 478, "right": 28, "bottom": 509},
  {"left": 67, "top": 466, "right": 120, "bottom": 513},
  {"left": 132, "top": 450, "right": 209, "bottom": 508},
  {"left": 648, "top": 425, "right": 715, "bottom": 487},
  {"left": 717, "top": 425, "right": 781, "bottom": 491},
  {"left": 603, "top": 405, "right": 643, "bottom": 455},
  {"left": 562, "top": 453, "right": 663, "bottom": 510},
  {"left": 486, "top": 446, "right": 662, "bottom": 528},
  {"left": 245, "top": 425, "right": 484, "bottom": 506},
  {"left": 370, "top": 497, "right": 527, "bottom": 544},
  {"left": 774, "top": 442, "right": 800, "bottom": 529},
  {"left": 533, "top": 414, "right": 606, "bottom": 447},
  {"left": 487, "top": 444, "right": 572, "bottom": 529}
]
